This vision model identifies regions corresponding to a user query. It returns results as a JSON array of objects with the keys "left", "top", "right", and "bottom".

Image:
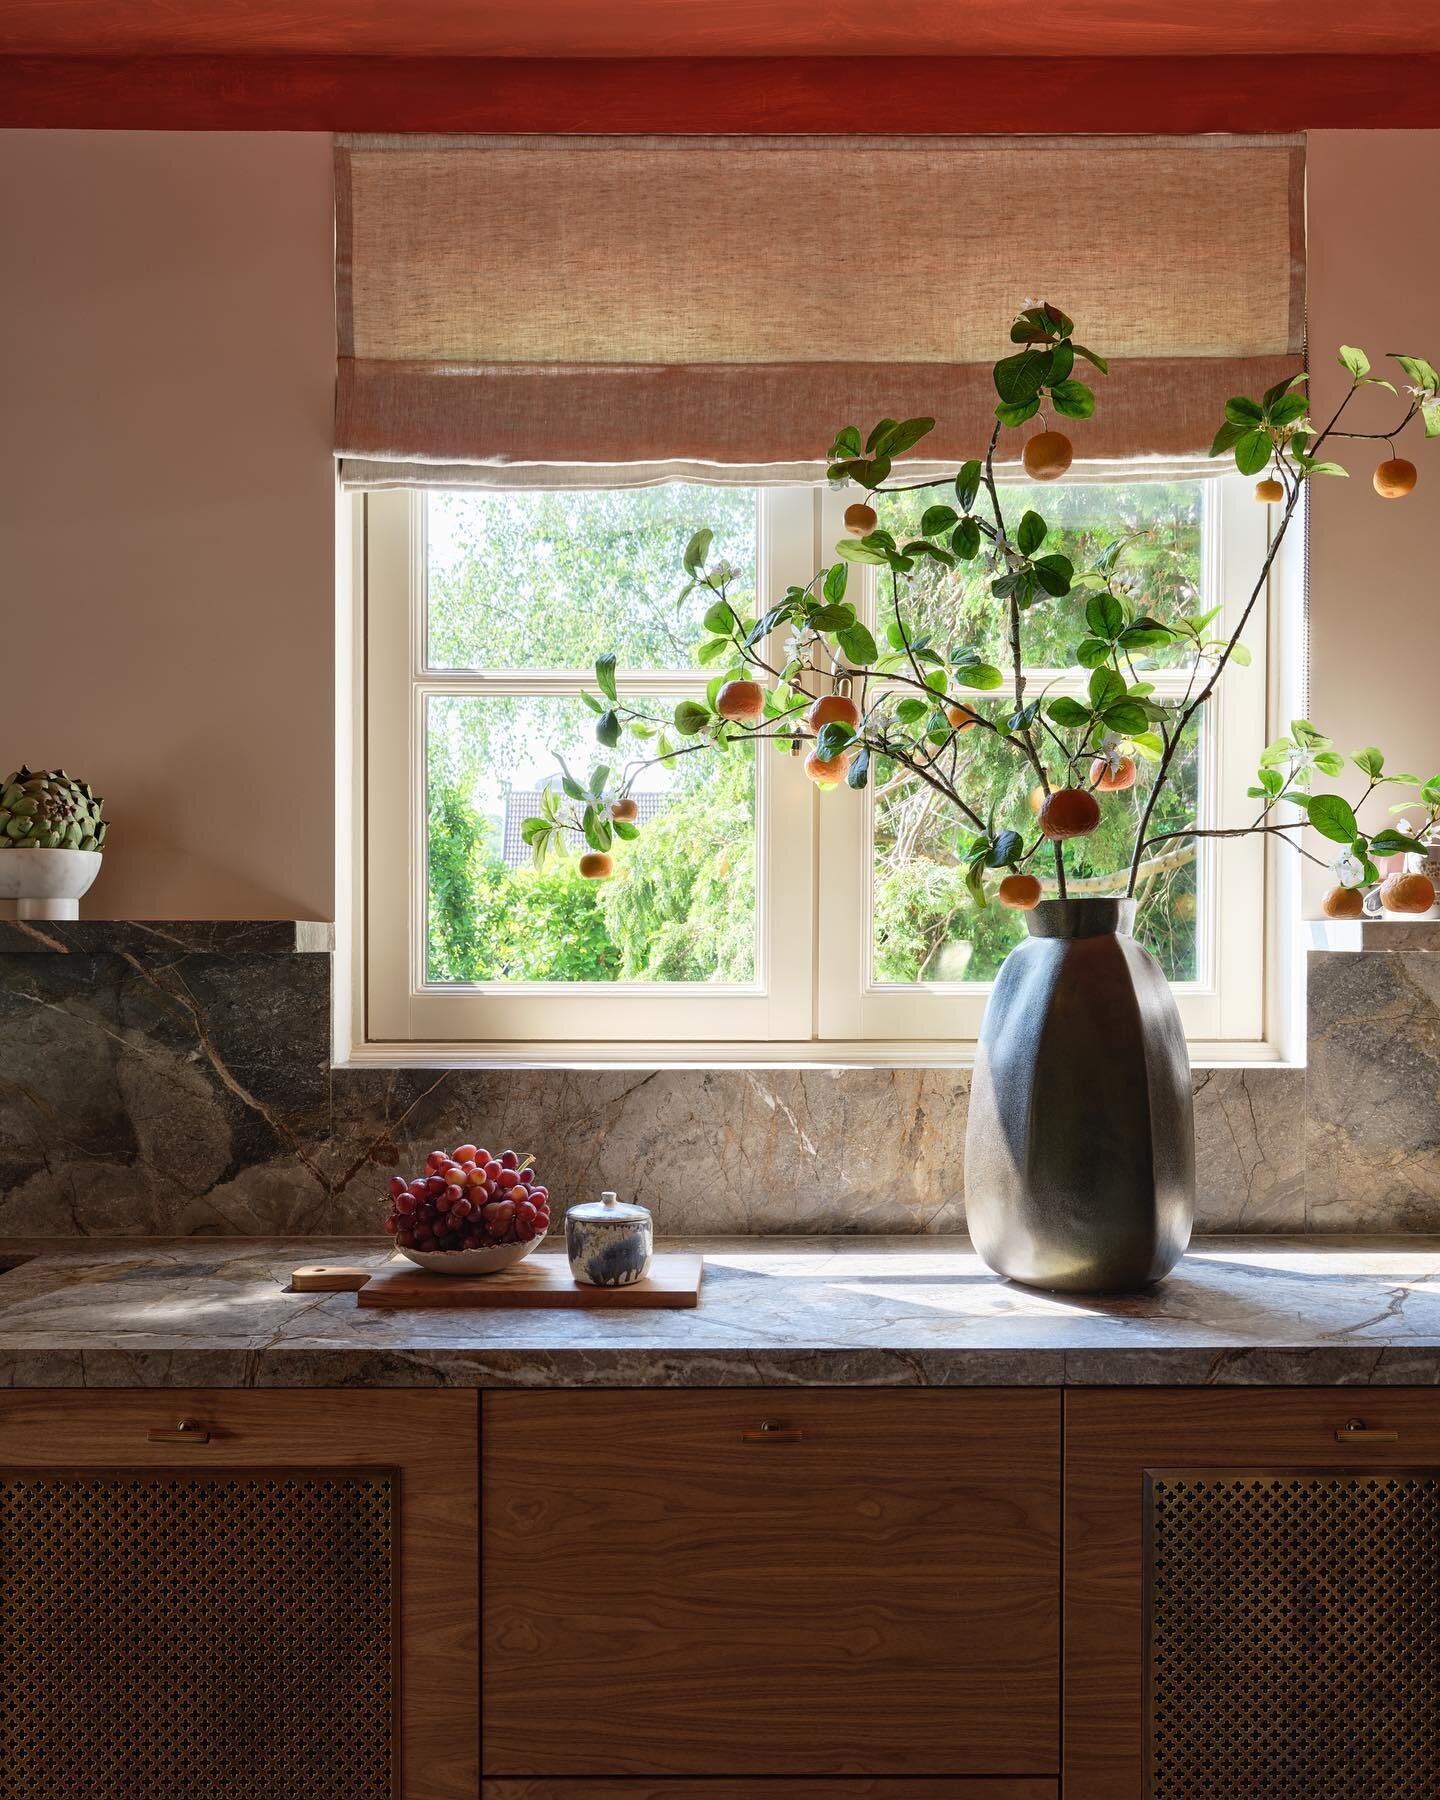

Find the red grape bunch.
[{"left": 382, "top": 1145, "right": 551, "bottom": 1253}]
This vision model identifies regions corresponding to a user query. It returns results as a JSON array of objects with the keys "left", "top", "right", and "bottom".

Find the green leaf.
[
  {"left": 1050, "top": 379, "right": 1095, "bottom": 420},
  {"left": 994, "top": 347, "right": 1052, "bottom": 405},
  {"left": 579, "top": 689, "right": 604, "bottom": 714},
  {"left": 1339, "top": 344, "right": 1371, "bottom": 380},
  {"left": 995, "top": 398, "right": 1040, "bottom": 428},
  {"left": 988, "top": 829, "right": 1024, "bottom": 869},
  {"left": 835, "top": 538, "right": 889, "bottom": 565},
  {"left": 1368, "top": 828, "right": 1430, "bottom": 857},
  {"left": 1033, "top": 554, "right": 1073, "bottom": 597},
  {"left": 1423, "top": 396, "right": 1440, "bottom": 438},
  {"left": 920, "top": 503, "right": 959, "bottom": 537},
  {"left": 1225, "top": 395, "right": 1265, "bottom": 425},
  {"left": 816, "top": 720, "right": 857, "bottom": 760},
  {"left": 1392, "top": 353, "right": 1440, "bottom": 392},
  {"left": 1262, "top": 372, "right": 1306, "bottom": 410},
  {"left": 1209, "top": 419, "right": 1247, "bottom": 459},
  {"left": 1234, "top": 428, "right": 1273, "bottom": 476},
  {"left": 837, "top": 622, "right": 879, "bottom": 666},
  {"left": 1352, "top": 746, "right": 1385, "bottom": 779},
  {"left": 682, "top": 528, "right": 713, "bottom": 575},
  {"left": 1075, "top": 636, "right": 1112, "bottom": 669},
  {"left": 1267, "top": 392, "right": 1310, "bottom": 429},
  {"left": 1102, "top": 701, "right": 1150, "bottom": 734},
  {"left": 594, "top": 653, "right": 618, "bottom": 703},
  {"left": 822, "top": 561, "right": 849, "bottom": 606},
  {"left": 702, "top": 599, "right": 735, "bottom": 635},
  {"left": 696, "top": 636, "right": 732, "bottom": 665},
  {"left": 581, "top": 806, "right": 613, "bottom": 853},
  {"left": 953, "top": 661, "right": 1005, "bottom": 691},
  {"left": 1300, "top": 460, "right": 1349, "bottom": 479},
  {"left": 955, "top": 461, "right": 983, "bottom": 510},
  {"left": 1304, "top": 793, "right": 1360, "bottom": 844},
  {"left": 1226, "top": 642, "right": 1252, "bottom": 667},
  {"left": 894, "top": 697, "right": 928, "bottom": 723},
  {"left": 964, "top": 859, "right": 988, "bottom": 910},
  {"left": 1085, "top": 591, "right": 1125, "bottom": 640},
  {"left": 810, "top": 602, "right": 856, "bottom": 630},
  {"left": 846, "top": 747, "right": 871, "bottom": 790},
  {"left": 1131, "top": 731, "right": 1165, "bottom": 761},
  {"left": 827, "top": 425, "right": 862, "bottom": 460},
  {"left": 950, "top": 518, "right": 982, "bottom": 561},
  {"left": 1047, "top": 696, "right": 1092, "bottom": 729},
  {"left": 611, "top": 818, "right": 640, "bottom": 840},
  {"left": 1088, "top": 667, "right": 1126, "bottom": 710},
  {"left": 1071, "top": 343, "right": 1109, "bottom": 374},
  {"left": 1016, "top": 510, "right": 1047, "bottom": 555},
  {"left": 1292, "top": 719, "right": 1333, "bottom": 750},
  {"left": 673, "top": 699, "right": 711, "bottom": 736},
  {"left": 1118, "top": 617, "right": 1175, "bottom": 650},
  {"left": 1313, "top": 750, "right": 1345, "bottom": 777},
  {"left": 596, "top": 709, "right": 621, "bottom": 749}
]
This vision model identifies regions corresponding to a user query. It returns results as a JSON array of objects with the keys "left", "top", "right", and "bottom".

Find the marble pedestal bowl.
[{"left": 0, "top": 848, "right": 103, "bottom": 920}]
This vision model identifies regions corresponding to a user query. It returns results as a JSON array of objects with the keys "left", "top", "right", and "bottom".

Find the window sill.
[{"left": 339, "top": 1037, "right": 1300, "bottom": 1072}]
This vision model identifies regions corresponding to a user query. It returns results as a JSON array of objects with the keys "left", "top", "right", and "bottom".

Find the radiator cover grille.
[
  {"left": 0, "top": 1471, "right": 395, "bottom": 1799},
  {"left": 1146, "top": 1471, "right": 1440, "bottom": 1799}
]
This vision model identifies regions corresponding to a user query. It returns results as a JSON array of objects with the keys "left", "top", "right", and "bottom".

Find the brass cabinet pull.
[
  {"left": 147, "top": 1419, "right": 211, "bottom": 1445},
  {"left": 1336, "top": 1418, "right": 1399, "bottom": 1445},
  {"left": 741, "top": 1421, "right": 804, "bottom": 1443}
]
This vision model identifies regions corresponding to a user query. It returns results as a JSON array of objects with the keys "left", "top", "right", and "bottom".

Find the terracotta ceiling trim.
[{"left": 3, "top": 54, "right": 1440, "bottom": 133}]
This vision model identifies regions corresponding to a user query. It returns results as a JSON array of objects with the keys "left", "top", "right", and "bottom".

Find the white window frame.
[{"left": 347, "top": 472, "right": 1288, "bottom": 1067}]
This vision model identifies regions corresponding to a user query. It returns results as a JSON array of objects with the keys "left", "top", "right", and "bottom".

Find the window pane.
[
  {"left": 876, "top": 480, "right": 1205, "bottom": 669},
  {"left": 426, "top": 694, "right": 757, "bottom": 984},
  {"left": 425, "top": 487, "right": 757, "bottom": 671},
  {"left": 871, "top": 712, "right": 1203, "bottom": 986}
]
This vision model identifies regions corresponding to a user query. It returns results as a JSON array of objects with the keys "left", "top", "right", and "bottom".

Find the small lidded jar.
[{"left": 566, "top": 1191, "right": 654, "bottom": 1288}]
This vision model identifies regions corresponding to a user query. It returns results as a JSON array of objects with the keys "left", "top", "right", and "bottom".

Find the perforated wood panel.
[
  {"left": 0, "top": 1471, "right": 395, "bottom": 1799},
  {"left": 1146, "top": 1472, "right": 1440, "bottom": 1799}
]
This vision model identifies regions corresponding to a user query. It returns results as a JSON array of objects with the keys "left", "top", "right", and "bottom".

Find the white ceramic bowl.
[
  {"left": 0, "top": 847, "right": 102, "bottom": 920},
  {"left": 398, "top": 1232, "right": 545, "bottom": 1276}
]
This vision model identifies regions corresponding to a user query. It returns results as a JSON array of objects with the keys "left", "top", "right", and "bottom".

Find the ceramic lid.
[{"left": 566, "top": 1190, "right": 651, "bottom": 1226}]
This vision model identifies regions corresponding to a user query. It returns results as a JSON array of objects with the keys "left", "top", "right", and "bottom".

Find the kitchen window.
[{"left": 354, "top": 469, "right": 1282, "bottom": 1063}]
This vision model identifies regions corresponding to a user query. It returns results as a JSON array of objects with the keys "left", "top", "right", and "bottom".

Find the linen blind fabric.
[{"left": 334, "top": 133, "right": 1305, "bottom": 489}]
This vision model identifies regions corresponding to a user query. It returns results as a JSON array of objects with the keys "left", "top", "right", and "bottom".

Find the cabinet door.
[
  {"left": 1066, "top": 1389, "right": 1440, "bottom": 1800},
  {"left": 484, "top": 1390, "right": 1059, "bottom": 1777},
  {"left": 0, "top": 1390, "right": 477, "bottom": 1800}
]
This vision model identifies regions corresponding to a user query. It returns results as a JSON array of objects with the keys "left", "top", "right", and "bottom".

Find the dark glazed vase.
[{"left": 964, "top": 898, "right": 1193, "bottom": 1293}]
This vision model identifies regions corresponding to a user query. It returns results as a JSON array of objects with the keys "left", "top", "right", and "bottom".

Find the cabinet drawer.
[
  {"left": 483, "top": 1390, "right": 1059, "bottom": 1777},
  {"left": 484, "top": 1783, "right": 1057, "bottom": 1798},
  {"left": 0, "top": 1390, "right": 477, "bottom": 1800},
  {"left": 1066, "top": 1389, "right": 1440, "bottom": 1800}
]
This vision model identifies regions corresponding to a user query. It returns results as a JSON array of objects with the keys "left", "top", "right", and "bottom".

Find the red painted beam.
[{"left": 3, "top": 53, "right": 1440, "bottom": 133}]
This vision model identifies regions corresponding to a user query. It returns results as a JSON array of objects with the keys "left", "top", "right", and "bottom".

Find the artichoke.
[{"left": 0, "top": 767, "right": 108, "bottom": 851}]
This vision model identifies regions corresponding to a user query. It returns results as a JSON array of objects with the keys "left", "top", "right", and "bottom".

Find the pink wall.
[
  {"left": 0, "top": 131, "right": 335, "bottom": 918},
  {"left": 1306, "top": 131, "right": 1440, "bottom": 897},
  {"left": 0, "top": 130, "right": 1434, "bottom": 922}
]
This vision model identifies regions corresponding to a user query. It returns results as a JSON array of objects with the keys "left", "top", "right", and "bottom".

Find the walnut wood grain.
[
  {"left": 483, "top": 1390, "right": 1059, "bottom": 1777},
  {"left": 358, "top": 1253, "right": 700, "bottom": 1309},
  {"left": 0, "top": 1390, "right": 479, "bottom": 1800},
  {"left": 483, "top": 1782, "right": 1057, "bottom": 1798},
  {"left": 1064, "top": 1388, "right": 1440, "bottom": 1799}
]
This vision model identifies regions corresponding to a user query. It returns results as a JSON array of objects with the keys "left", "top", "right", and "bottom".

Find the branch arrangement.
[{"left": 525, "top": 304, "right": 1440, "bottom": 923}]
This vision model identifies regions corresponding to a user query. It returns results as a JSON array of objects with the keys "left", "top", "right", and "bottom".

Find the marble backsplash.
[{"left": 0, "top": 919, "right": 1432, "bottom": 1237}]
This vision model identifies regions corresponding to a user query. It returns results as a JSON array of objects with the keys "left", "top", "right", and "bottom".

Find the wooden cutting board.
[{"left": 356, "top": 1252, "right": 703, "bottom": 1310}]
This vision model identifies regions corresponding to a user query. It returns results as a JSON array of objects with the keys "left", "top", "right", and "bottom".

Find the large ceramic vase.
[{"left": 964, "top": 898, "right": 1193, "bottom": 1294}]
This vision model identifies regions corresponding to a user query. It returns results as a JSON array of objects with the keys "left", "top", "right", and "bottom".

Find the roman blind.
[{"left": 335, "top": 133, "right": 1304, "bottom": 489}]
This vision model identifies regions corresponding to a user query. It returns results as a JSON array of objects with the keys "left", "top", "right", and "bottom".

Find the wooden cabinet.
[
  {"left": 483, "top": 1390, "right": 1060, "bottom": 1779},
  {"left": 483, "top": 1782, "right": 1057, "bottom": 1798},
  {"left": 1065, "top": 1389, "right": 1440, "bottom": 1800},
  {"left": 0, "top": 1389, "right": 477, "bottom": 1800}
]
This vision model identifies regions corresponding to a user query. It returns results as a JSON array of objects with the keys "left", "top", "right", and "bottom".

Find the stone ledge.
[
  {"left": 1309, "top": 919, "right": 1440, "bottom": 953},
  {"left": 0, "top": 919, "right": 333, "bottom": 956}
]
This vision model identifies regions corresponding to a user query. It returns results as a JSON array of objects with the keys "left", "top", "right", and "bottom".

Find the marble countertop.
[{"left": 1, "top": 1235, "right": 1439, "bottom": 1387}]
